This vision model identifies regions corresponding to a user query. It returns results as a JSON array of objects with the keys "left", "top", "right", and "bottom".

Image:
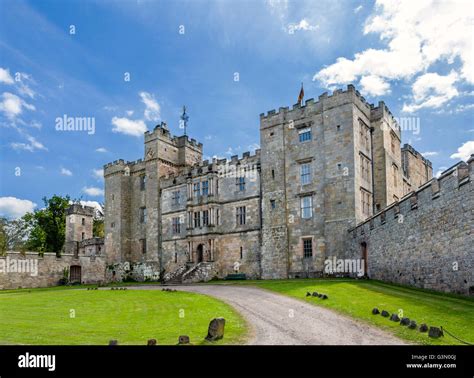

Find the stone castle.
[{"left": 1, "top": 85, "right": 472, "bottom": 295}]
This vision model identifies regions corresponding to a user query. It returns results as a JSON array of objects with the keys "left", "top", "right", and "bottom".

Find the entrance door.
[
  {"left": 70, "top": 265, "right": 82, "bottom": 283},
  {"left": 361, "top": 242, "right": 368, "bottom": 277},
  {"left": 197, "top": 244, "right": 204, "bottom": 263}
]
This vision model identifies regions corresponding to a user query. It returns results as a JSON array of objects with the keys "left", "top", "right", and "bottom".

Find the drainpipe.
[{"left": 369, "top": 127, "right": 376, "bottom": 214}]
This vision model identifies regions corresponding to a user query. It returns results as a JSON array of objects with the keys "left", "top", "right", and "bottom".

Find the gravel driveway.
[{"left": 134, "top": 284, "right": 406, "bottom": 345}]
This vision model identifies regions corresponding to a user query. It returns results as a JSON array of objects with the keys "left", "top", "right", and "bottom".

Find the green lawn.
[
  {"left": 0, "top": 287, "right": 247, "bottom": 345},
  {"left": 216, "top": 278, "right": 474, "bottom": 345}
]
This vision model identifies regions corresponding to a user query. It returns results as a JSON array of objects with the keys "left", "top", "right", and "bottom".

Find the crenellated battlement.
[
  {"left": 144, "top": 122, "right": 203, "bottom": 150},
  {"left": 260, "top": 84, "right": 376, "bottom": 123},
  {"left": 402, "top": 143, "right": 433, "bottom": 167},
  {"left": 349, "top": 156, "right": 473, "bottom": 234},
  {"left": 159, "top": 149, "right": 261, "bottom": 186}
]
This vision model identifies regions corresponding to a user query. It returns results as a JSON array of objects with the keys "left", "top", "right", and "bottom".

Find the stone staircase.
[{"left": 165, "top": 262, "right": 215, "bottom": 284}]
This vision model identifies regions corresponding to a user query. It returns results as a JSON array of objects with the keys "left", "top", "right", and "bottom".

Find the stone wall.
[
  {"left": 0, "top": 251, "right": 106, "bottom": 290},
  {"left": 346, "top": 157, "right": 474, "bottom": 295}
]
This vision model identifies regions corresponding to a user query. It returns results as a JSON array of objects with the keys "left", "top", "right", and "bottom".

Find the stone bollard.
[
  {"left": 178, "top": 335, "right": 190, "bottom": 345},
  {"left": 428, "top": 327, "right": 443, "bottom": 338},
  {"left": 147, "top": 339, "right": 157, "bottom": 346},
  {"left": 205, "top": 318, "right": 226, "bottom": 341},
  {"left": 419, "top": 323, "right": 428, "bottom": 332},
  {"left": 321, "top": 294, "right": 328, "bottom": 300},
  {"left": 312, "top": 292, "right": 318, "bottom": 297},
  {"left": 408, "top": 320, "right": 417, "bottom": 329},
  {"left": 109, "top": 340, "right": 118, "bottom": 345},
  {"left": 381, "top": 310, "right": 389, "bottom": 317},
  {"left": 372, "top": 308, "right": 380, "bottom": 315},
  {"left": 390, "top": 313, "right": 400, "bottom": 322},
  {"left": 306, "top": 292, "right": 311, "bottom": 297},
  {"left": 400, "top": 317, "right": 410, "bottom": 326}
]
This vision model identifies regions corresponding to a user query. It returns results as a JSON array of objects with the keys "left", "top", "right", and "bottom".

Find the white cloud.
[
  {"left": 0, "top": 92, "right": 35, "bottom": 119},
  {"left": 139, "top": 91, "right": 160, "bottom": 122},
  {"left": 60, "top": 167, "right": 73, "bottom": 176},
  {"left": 0, "top": 197, "right": 37, "bottom": 219},
  {"left": 359, "top": 75, "right": 390, "bottom": 96},
  {"left": 96, "top": 147, "right": 108, "bottom": 153},
  {"left": 288, "top": 19, "right": 319, "bottom": 33},
  {"left": 82, "top": 187, "right": 104, "bottom": 197},
  {"left": 313, "top": 0, "right": 473, "bottom": 101},
  {"left": 421, "top": 151, "right": 438, "bottom": 157},
  {"left": 92, "top": 168, "right": 104, "bottom": 180},
  {"left": 126, "top": 110, "right": 134, "bottom": 116},
  {"left": 10, "top": 135, "right": 47, "bottom": 152},
  {"left": 0, "top": 68, "right": 14, "bottom": 84},
  {"left": 111, "top": 116, "right": 147, "bottom": 137},
  {"left": 354, "top": 5, "right": 363, "bottom": 13},
  {"left": 450, "top": 141, "right": 474, "bottom": 161},
  {"left": 248, "top": 143, "right": 260, "bottom": 151},
  {"left": 402, "top": 71, "right": 459, "bottom": 112}
]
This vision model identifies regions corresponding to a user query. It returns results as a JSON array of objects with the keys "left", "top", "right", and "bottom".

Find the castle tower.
[
  {"left": 259, "top": 85, "right": 377, "bottom": 278},
  {"left": 104, "top": 122, "right": 203, "bottom": 267},
  {"left": 64, "top": 204, "right": 94, "bottom": 255}
]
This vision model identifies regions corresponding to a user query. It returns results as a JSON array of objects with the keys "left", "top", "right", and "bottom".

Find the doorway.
[
  {"left": 70, "top": 265, "right": 82, "bottom": 283},
  {"left": 360, "top": 242, "right": 368, "bottom": 277},
  {"left": 196, "top": 244, "right": 204, "bottom": 263}
]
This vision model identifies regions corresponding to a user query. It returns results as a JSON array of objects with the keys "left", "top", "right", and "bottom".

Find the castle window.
[
  {"left": 193, "top": 182, "right": 201, "bottom": 197},
  {"left": 216, "top": 209, "right": 220, "bottom": 225},
  {"left": 139, "top": 207, "right": 147, "bottom": 224},
  {"left": 202, "top": 181, "right": 209, "bottom": 196},
  {"left": 140, "top": 175, "right": 146, "bottom": 191},
  {"left": 360, "top": 154, "right": 371, "bottom": 182},
  {"left": 270, "top": 199, "right": 276, "bottom": 209},
  {"left": 359, "top": 121, "right": 370, "bottom": 151},
  {"left": 240, "top": 246, "right": 243, "bottom": 260},
  {"left": 236, "top": 206, "right": 246, "bottom": 225},
  {"left": 172, "top": 190, "right": 180, "bottom": 205},
  {"left": 202, "top": 210, "right": 209, "bottom": 226},
  {"left": 174, "top": 252, "right": 178, "bottom": 263},
  {"left": 392, "top": 164, "right": 399, "bottom": 188},
  {"left": 111, "top": 222, "right": 115, "bottom": 228},
  {"left": 300, "top": 196, "right": 312, "bottom": 219},
  {"left": 303, "top": 238, "right": 313, "bottom": 258},
  {"left": 271, "top": 169, "right": 275, "bottom": 179},
  {"left": 336, "top": 125, "right": 341, "bottom": 131},
  {"left": 140, "top": 238, "right": 146, "bottom": 254},
  {"left": 298, "top": 127, "right": 312, "bottom": 142},
  {"left": 81, "top": 232, "right": 85, "bottom": 240},
  {"left": 390, "top": 133, "right": 397, "bottom": 154},
  {"left": 194, "top": 211, "right": 201, "bottom": 228},
  {"left": 300, "top": 163, "right": 311, "bottom": 185},
  {"left": 360, "top": 189, "right": 372, "bottom": 217},
  {"left": 237, "top": 176, "right": 245, "bottom": 191},
  {"left": 81, "top": 218, "right": 85, "bottom": 225},
  {"left": 172, "top": 217, "right": 181, "bottom": 234}
]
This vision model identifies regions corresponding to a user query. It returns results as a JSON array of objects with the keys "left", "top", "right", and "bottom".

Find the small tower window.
[
  {"left": 81, "top": 232, "right": 85, "bottom": 240},
  {"left": 81, "top": 218, "right": 85, "bottom": 225},
  {"left": 240, "top": 246, "right": 243, "bottom": 260}
]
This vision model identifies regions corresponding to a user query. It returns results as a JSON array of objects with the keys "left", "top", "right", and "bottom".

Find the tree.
[{"left": 23, "top": 195, "right": 71, "bottom": 255}]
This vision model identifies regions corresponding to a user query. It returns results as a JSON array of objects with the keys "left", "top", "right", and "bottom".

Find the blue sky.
[{"left": 0, "top": 0, "right": 473, "bottom": 218}]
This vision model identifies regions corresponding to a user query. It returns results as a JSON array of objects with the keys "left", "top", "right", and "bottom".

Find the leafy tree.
[
  {"left": 0, "top": 217, "right": 30, "bottom": 254},
  {"left": 93, "top": 218, "right": 104, "bottom": 238},
  {"left": 23, "top": 195, "right": 71, "bottom": 255}
]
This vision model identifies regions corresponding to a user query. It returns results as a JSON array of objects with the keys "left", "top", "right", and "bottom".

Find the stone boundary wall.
[
  {"left": 0, "top": 251, "right": 106, "bottom": 290},
  {"left": 346, "top": 156, "right": 474, "bottom": 295}
]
